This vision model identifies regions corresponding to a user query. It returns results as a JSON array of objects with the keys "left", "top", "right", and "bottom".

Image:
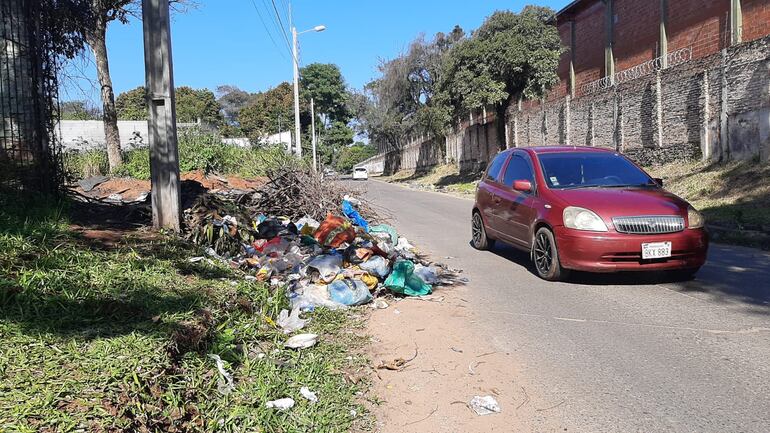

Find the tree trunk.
[{"left": 89, "top": 26, "right": 123, "bottom": 172}]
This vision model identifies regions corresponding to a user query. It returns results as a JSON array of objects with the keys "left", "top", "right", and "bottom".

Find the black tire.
[
  {"left": 532, "top": 227, "right": 569, "bottom": 281},
  {"left": 471, "top": 212, "right": 495, "bottom": 250},
  {"left": 667, "top": 267, "right": 700, "bottom": 282}
]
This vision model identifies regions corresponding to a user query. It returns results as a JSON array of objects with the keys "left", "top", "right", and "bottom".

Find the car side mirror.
[
  {"left": 513, "top": 180, "right": 532, "bottom": 192},
  {"left": 653, "top": 178, "right": 664, "bottom": 187}
]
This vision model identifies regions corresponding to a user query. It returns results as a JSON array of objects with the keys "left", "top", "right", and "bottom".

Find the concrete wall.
[
  {"left": 511, "top": 35, "right": 770, "bottom": 164},
  {"left": 56, "top": 120, "right": 200, "bottom": 151},
  {"left": 357, "top": 108, "right": 503, "bottom": 175}
]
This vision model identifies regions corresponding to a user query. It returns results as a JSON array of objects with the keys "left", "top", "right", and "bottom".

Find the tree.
[
  {"left": 174, "top": 86, "right": 222, "bottom": 125},
  {"left": 335, "top": 143, "right": 376, "bottom": 172},
  {"left": 75, "top": 0, "right": 194, "bottom": 172},
  {"left": 116, "top": 86, "right": 223, "bottom": 126},
  {"left": 435, "top": 7, "right": 563, "bottom": 137},
  {"left": 238, "top": 82, "right": 295, "bottom": 143},
  {"left": 216, "top": 85, "right": 251, "bottom": 125},
  {"left": 358, "top": 26, "right": 465, "bottom": 149},
  {"left": 115, "top": 86, "right": 147, "bottom": 120},
  {"left": 300, "top": 63, "right": 350, "bottom": 125},
  {"left": 60, "top": 100, "right": 102, "bottom": 120}
]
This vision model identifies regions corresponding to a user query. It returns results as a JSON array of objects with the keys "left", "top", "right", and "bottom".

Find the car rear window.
[
  {"left": 537, "top": 152, "right": 654, "bottom": 189},
  {"left": 485, "top": 152, "right": 508, "bottom": 182}
]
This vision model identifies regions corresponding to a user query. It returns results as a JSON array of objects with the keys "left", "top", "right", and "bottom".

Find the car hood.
[{"left": 549, "top": 187, "right": 689, "bottom": 219}]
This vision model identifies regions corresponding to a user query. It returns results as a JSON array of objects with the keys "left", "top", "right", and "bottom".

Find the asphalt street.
[{"left": 355, "top": 179, "right": 770, "bottom": 433}]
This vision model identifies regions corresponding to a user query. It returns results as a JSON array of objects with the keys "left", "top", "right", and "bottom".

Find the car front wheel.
[{"left": 533, "top": 227, "right": 569, "bottom": 281}]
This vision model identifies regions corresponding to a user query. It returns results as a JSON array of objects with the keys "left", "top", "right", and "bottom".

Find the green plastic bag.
[
  {"left": 369, "top": 224, "right": 398, "bottom": 244},
  {"left": 384, "top": 260, "right": 432, "bottom": 296}
]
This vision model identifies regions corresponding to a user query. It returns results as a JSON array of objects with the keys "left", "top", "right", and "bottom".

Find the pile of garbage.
[{"left": 184, "top": 172, "right": 463, "bottom": 317}]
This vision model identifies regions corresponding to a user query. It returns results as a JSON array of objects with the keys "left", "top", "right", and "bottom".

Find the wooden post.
[{"left": 142, "top": 0, "right": 181, "bottom": 231}]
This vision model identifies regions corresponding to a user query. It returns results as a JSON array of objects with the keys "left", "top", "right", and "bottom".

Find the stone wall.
[{"left": 510, "top": 35, "right": 770, "bottom": 164}]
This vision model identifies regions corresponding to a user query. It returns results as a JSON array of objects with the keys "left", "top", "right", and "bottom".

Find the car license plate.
[{"left": 641, "top": 241, "right": 672, "bottom": 259}]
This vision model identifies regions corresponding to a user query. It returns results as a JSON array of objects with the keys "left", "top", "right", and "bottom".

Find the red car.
[{"left": 472, "top": 146, "right": 708, "bottom": 281}]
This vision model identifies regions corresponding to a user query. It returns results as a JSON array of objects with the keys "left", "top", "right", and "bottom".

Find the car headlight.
[
  {"left": 563, "top": 206, "right": 608, "bottom": 232},
  {"left": 688, "top": 206, "right": 705, "bottom": 229}
]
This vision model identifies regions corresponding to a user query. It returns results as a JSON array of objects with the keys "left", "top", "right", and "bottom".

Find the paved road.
[{"left": 356, "top": 179, "right": 770, "bottom": 433}]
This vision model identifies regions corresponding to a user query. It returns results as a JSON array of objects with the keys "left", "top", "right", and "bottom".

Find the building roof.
[{"left": 555, "top": 0, "right": 595, "bottom": 19}]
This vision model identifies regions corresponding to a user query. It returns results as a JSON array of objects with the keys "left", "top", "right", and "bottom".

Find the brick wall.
[
  {"left": 613, "top": 0, "right": 660, "bottom": 72},
  {"left": 571, "top": 2, "right": 605, "bottom": 91},
  {"left": 743, "top": 0, "right": 770, "bottom": 42},
  {"left": 667, "top": 0, "right": 729, "bottom": 58}
]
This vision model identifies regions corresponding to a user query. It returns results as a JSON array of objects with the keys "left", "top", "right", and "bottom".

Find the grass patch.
[
  {"left": 385, "top": 164, "right": 481, "bottom": 196},
  {"left": 645, "top": 159, "right": 770, "bottom": 230},
  {"left": 0, "top": 195, "right": 368, "bottom": 432}
]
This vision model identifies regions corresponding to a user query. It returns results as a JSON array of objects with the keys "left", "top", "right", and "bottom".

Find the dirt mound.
[{"left": 71, "top": 171, "right": 267, "bottom": 203}]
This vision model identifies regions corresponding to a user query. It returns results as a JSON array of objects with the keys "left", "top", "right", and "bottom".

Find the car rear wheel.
[
  {"left": 471, "top": 212, "right": 495, "bottom": 250},
  {"left": 533, "top": 227, "right": 569, "bottom": 281}
]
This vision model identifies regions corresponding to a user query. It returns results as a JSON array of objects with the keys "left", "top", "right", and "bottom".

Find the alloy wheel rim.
[
  {"left": 472, "top": 214, "right": 483, "bottom": 246},
  {"left": 534, "top": 232, "right": 553, "bottom": 275}
]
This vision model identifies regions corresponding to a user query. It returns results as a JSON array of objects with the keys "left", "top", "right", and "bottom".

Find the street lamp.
[{"left": 292, "top": 24, "right": 325, "bottom": 158}]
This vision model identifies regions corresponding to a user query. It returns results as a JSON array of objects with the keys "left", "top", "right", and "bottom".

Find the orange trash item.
[{"left": 314, "top": 213, "right": 356, "bottom": 247}]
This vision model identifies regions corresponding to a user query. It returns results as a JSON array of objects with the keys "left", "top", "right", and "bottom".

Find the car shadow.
[{"left": 480, "top": 240, "right": 770, "bottom": 313}]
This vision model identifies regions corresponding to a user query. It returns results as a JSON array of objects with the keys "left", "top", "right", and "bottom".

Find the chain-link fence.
[{"left": 0, "top": 0, "right": 61, "bottom": 194}]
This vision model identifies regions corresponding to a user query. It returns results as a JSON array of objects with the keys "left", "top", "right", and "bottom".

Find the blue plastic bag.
[
  {"left": 327, "top": 279, "right": 372, "bottom": 306},
  {"left": 342, "top": 200, "right": 369, "bottom": 232}
]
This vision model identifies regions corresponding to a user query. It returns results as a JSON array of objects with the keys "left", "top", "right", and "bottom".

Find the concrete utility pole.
[
  {"left": 142, "top": 0, "right": 181, "bottom": 231},
  {"left": 292, "top": 25, "right": 302, "bottom": 157},
  {"left": 310, "top": 98, "right": 317, "bottom": 171}
]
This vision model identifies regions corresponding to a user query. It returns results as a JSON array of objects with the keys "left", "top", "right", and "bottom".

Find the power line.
[
  {"left": 269, "top": 0, "right": 293, "bottom": 53},
  {"left": 248, "top": 0, "right": 290, "bottom": 60}
]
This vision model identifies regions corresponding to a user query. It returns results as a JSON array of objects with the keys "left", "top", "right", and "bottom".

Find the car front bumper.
[{"left": 554, "top": 226, "right": 708, "bottom": 272}]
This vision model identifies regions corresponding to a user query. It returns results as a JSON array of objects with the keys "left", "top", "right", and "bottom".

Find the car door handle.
[{"left": 493, "top": 195, "right": 502, "bottom": 204}]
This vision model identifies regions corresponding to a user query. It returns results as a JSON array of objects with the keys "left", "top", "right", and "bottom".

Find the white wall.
[{"left": 56, "top": 120, "right": 198, "bottom": 151}]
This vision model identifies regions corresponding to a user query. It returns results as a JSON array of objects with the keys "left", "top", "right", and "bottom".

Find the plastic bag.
[
  {"left": 289, "top": 283, "right": 347, "bottom": 311},
  {"left": 285, "top": 333, "right": 318, "bottom": 349},
  {"left": 342, "top": 200, "right": 369, "bottom": 232},
  {"left": 327, "top": 279, "right": 373, "bottom": 306},
  {"left": 314, "top": 213, "right": 356, "bottom": 247},
  {"left": 295, "top": 216, "right": 320, "bottom": 234},
  {"left": 359, "top": 256, "right": 390, "bottom": 278},
  {"left": 306, "top": 254, "right": 343, "bottom": 283},
  {"left": 369, "top": 224, "right": 398, "bottom": 244},
  {"left": 384, "top": 260, "right": 432, "bottom": 296},
  {"left": 277, "top": 306, "right": 308, "bottom": 334},
  {"left": 414, "top": 264, "right": 439, "bottom": 284}
]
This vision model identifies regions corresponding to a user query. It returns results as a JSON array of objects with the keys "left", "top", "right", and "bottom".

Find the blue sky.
[{"left": 61, "top": 0, "right": 570, "bottom": 103}]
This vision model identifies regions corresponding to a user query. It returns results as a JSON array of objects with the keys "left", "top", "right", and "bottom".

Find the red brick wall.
[
  {"left": 571, "top": 1, "right": 605, "bottom": 92},
  {"left": 743, "top": 0, "right": 770, "bottom": 42},
  {"left": 667, "top": 0, "right": 729, "bottom": 59},
  {"left": 552, "top": 23, "right": 571, "bottom": 99},
  {"left": 613, "top": 0, "right": 660, "bottom": 72}
]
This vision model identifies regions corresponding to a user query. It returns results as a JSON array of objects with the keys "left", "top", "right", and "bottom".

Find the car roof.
[{"left": 518, "top": 146, "right": 616, "bottom": 155}]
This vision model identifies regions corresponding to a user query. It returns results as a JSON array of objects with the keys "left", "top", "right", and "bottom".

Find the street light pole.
[
  {"left": 310, "top": 98, "right": 317, "bottom": 171},
  {"left": 292, "top": 26, "right": 302, "bottom": 157}
]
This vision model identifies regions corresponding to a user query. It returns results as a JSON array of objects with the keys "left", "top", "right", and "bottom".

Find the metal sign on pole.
[{"left": 142, "top": 0, "right": 181, "bottom": 231}]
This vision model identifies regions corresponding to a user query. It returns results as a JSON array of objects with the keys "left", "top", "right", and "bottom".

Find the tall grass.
[{"left": 63, "top": 129, "right": 293, "bottom": 180}]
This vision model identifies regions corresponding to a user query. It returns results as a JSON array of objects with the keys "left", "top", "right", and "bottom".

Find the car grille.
[{"left": 612, "top": 216, "right": 685, "bottom": 234}]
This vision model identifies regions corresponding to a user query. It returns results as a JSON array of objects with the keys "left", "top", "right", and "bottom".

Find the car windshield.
[{"left": 537, "top": 152, "right": 655, "bottom": 189}]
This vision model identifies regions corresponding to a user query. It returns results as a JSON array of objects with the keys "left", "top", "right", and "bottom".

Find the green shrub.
[
  {"left": 113, "top": 147, "right": 151, "bottom": 179},
  {"left": 63, "top": 129, "right": 295, "bottom": 180},
  {"left": 62, "top": 149, "right": 109, "bottom": 178}
]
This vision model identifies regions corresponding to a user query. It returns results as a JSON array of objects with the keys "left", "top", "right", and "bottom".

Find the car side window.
[
  {"left": 486, "top": 153, "right": 508, "bottom": 182},
  {"left": 502, "top": 155, "right": 534, "bottom": 187}
]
